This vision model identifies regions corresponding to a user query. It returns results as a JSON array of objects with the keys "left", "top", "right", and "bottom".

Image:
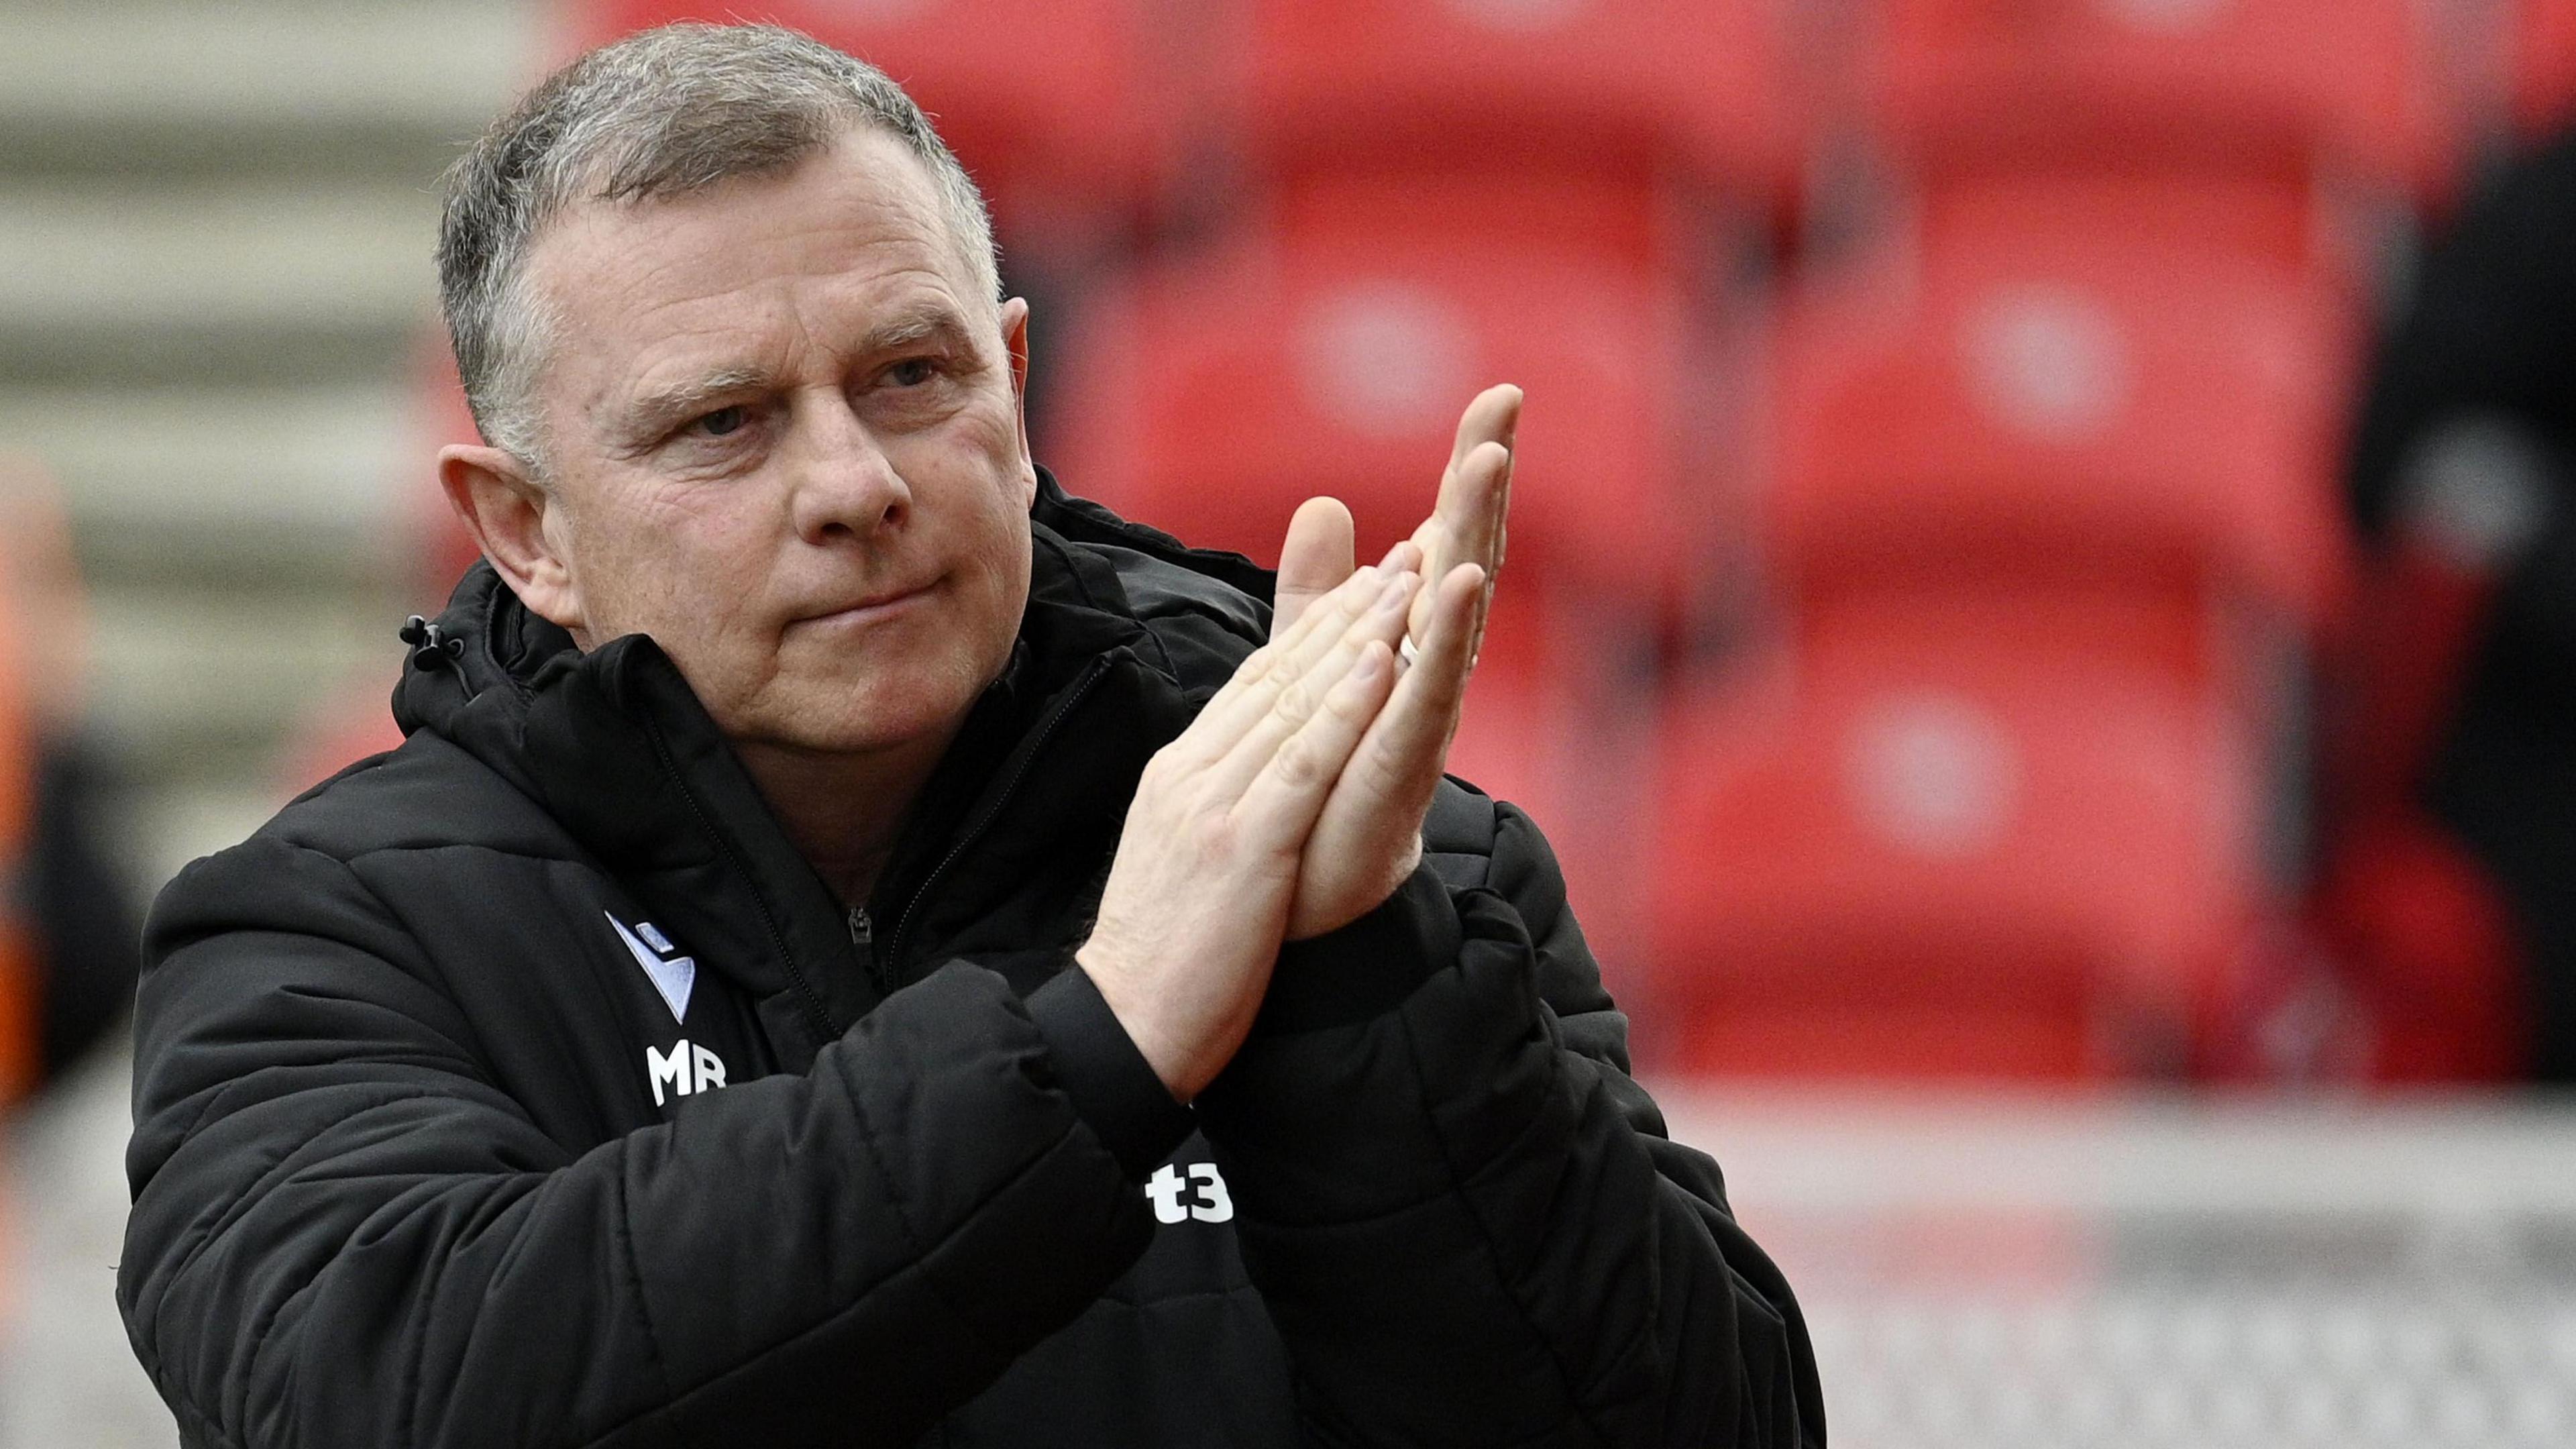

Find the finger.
[
  {"left": 1340, "top": 561, "right": 1485, "bottom": 820},
  {"left": 1474, "top": 440, "right": 1510, "bottom": 651},
  {"left": 1406, "top": 384, "right": 1517, "bottom": 633},
  {"left": 1412, "top": 437, "right": 1511, "bottom": 644},
  {"left": 1200, "top": 559, "right": 1385, "bottom": 729},
  {"left": 1205, "top": 569, "right": 1417, "bottom": 800},
  {"left": 1433, "top": 386, "right": 1519, "bottom": 566},
  {"left": 1415, "top": 386, "right": 1520, "bottom": 576},
  {"left": 1456, "top": 438, "right": 1511, "bottom": 574},
  {"left": 1200, "top": 560, "right": 1393, "bottom": 743},
  {"left": 1271, "top": 496, "right": 1356, "bottom": 639},
  {"left": 1413, "top": 561, "right": 1487, "bottom": 724},
  {"left": 1444, "top": 383, "right": 1523, "bottom": 481},
  {"left": 1230, "top": 638, "right": 1400, "bottom": 852}
]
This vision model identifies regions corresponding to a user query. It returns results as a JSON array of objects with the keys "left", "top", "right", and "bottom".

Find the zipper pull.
[{"left": 847, "top": 904, "right": 873, "bottom": 947}]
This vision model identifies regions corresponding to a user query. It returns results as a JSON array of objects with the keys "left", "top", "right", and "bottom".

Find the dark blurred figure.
[
  {"left": 2328, "top": 128, "right": 2576, "bottom": 1083},
  {"left": 0, "top": 460, "right": 142, "bottom": 1104}
]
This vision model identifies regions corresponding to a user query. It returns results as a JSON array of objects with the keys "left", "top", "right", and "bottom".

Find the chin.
[{"left": 765, "top": 657, "right": 992, "bottom": 757}]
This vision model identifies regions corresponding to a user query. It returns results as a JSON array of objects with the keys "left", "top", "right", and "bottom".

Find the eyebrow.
[
  {"left": 612, "top": 365, "right": 774, "bottom": 447},
  {"left": 859, "top": 305, "right": 974, "bottom": 358},
  {"left": 606, "top": 303, "right": 982, "bottom": 447}
]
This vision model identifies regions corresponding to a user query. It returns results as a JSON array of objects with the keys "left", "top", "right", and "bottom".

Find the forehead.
[{"left": 523, "top": 127, "right": 987, "bottom": 424}]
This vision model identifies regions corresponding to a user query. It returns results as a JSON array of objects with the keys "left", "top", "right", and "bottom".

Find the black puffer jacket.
[{"left": 119, "top": 482, "right": 1823, "bottom": 1448}]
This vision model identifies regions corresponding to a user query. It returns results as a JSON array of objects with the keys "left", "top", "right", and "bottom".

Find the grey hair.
[{"left": 435, "top": 22, "right": 1001, "bottom": 472}]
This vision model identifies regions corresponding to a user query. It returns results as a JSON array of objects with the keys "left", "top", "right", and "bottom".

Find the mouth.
[{"left": 796, "top": 577, "right": 941, "bottom": 630}]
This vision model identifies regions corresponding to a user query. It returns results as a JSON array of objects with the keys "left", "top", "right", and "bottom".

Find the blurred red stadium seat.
[
  {"left": 1440, "top": 597, "right": 1553, "bottom": 812},
  {"left": 574, "top": 0, "right": 1194, "bottom": 242},
  {"left": 1049, "top": 221, "right": 1703, "bottom": 611},
  {"left": 1445, "top": 590, "right": 1664, "bottom": 987},
  {"left": 1916, "top": 168, "right": 2380, "bottom": 290},
  {"left": 1429, "top": 590, "right": 1591, "bottom": 849},
  {"left": 1218, "top": 0, "right": 1805, "bottom": 276},
  {"left": 1232, "top": 0, "right": 1798, "bottom": 195},
  {"left": 1727, "top": 58, "right": 2382, "bottom": 1079},
  {"left": 1768, "top": 230, "right": 2355, "bottom": 638},
  {"left": 2514, "top": 0, "right": 2576, "bottom": 140},
  {"left": 1648, "top": 597, "right": 2263, "bottom": 1081},
  {"left": 1870, "top": 0, "right": 2459, "bottom": 201}
]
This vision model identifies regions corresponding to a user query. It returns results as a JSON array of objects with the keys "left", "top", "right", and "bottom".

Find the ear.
[
  {"left": 1000, "top": 295, "right": 1038, "bottom": 508},
  {"left": 439, "top": 443, "right": 586, "bottom": 636}
]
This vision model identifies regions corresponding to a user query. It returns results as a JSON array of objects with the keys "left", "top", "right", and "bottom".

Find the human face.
[{"left": 515, "top": 127, "right": 1034, "bottom": 761}]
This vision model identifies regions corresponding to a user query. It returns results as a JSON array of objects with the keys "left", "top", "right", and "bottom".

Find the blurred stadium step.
[
  {"left": 0, "top": 182, "right": 444, "bottom": 386},
  {"left": 0, "top": 1, "right": 539, "bottom": 873}
]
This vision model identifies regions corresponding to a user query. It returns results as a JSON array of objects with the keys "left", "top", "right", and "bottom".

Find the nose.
[{"left": 786, "top": 390, "right": 912, "bottom": 545}]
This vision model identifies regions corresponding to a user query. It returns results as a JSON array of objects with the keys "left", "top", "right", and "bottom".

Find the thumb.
[{"left": 1273, "top": 496, "right": 1356, "bottom": 639}]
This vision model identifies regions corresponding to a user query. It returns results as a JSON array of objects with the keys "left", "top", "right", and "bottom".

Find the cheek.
[
  {"left": 959, "top": 484, "right": 1033, "bottom": 623},
  {"left": 894, "top": 434, "right": 1030, "bottom": 597},
  {"left": 570, "top": 489, "right": 775, "bottom": 656}
]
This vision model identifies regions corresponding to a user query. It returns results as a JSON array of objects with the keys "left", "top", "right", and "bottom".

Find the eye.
[
  {"left": 885, "top": 357, "right": 938, "bottom": 387},
  {"left": 695, "top": 405, "right": 751, "bottom": 437}
]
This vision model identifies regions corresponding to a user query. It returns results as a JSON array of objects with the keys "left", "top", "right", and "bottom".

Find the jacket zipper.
[
  {"left": 881, "top": 655, "right": 1113, "bottom": 985},
  {"left": 640, "top": 714, "right": 841, "bottom": 1042}
]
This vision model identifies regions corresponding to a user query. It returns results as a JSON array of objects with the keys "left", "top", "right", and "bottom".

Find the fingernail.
[
  {"left": 1350, "top": 642, "right": 1387, "bottom": 682},
  {"left": 1378, "top": 574, "right": 1412, "bottom": 610}
]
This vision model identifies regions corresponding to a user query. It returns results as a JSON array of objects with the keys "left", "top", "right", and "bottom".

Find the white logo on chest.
[
  {"left": 646, "top": 1040, "right": 729, "bottom": 1107},
  {"left": 1144, "top": 1161, "right": 1234, "bottom": 1224},
  {"left": 608, "top": 912, "right": 697, "bottom": 1022},
  {"left": 607, "top": 914, "right": 724, "bottom": 1107}
]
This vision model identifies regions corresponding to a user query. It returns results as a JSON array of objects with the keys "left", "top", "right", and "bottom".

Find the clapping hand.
[
  {"left": 1273, "top": 384, "right": 1519, "bottom": 939},
  {"left": 1079, "top": 559, "right": 1424, "bottom": 1099},
  {"left": 1075, "top": 384, "right": 1519, "bottom": 1100}
]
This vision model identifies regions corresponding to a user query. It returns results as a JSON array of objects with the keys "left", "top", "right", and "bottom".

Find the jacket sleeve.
[
  {"left": 1194, "top": 800, "right": 1825, "bottom": 1448},
  {"left": 118, "top": 835, "right": 1191, "bottom": 1449}
]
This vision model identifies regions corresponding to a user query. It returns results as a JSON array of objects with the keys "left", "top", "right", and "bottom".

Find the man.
[
  {"left": 2320, "top": 121, "right": 2576, "bottom": 1081},
  {"left": 0, "top": 458, "right": 140, "bottom": 1101},
  {"left": 118, "top": 23, "right": 1819, "bottom": 1448}
]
